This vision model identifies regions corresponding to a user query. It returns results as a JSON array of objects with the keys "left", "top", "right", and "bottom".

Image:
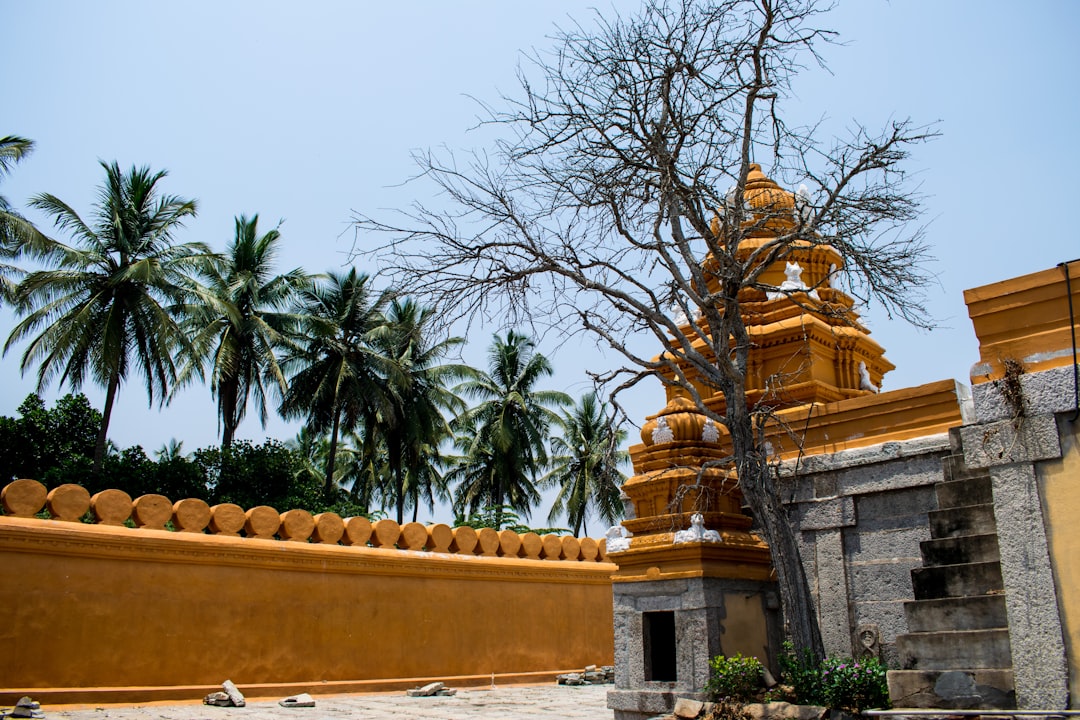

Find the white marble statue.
[
  {"left": 767, "top": 261, "right": 819, "bottom": 301},
  {"left": 605, "top": 524, "right": 632, "bottom": 553},
  {"left": 795, "top": 184, "right": 814, "bottom": 225},
  {"left": 673, "top": 513, "right": 721, "bottom": 544},
  {"left": 858, "top": 361, "right": 878, "bottom": 393},
  {"left": 702, "top": 418, "right": 720, "bottom": 443},
  {"left": 651, "top": 416, "right": 674, "bottom": 444}
]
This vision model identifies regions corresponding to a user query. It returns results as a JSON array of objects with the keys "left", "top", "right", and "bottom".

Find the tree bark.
[
  {"left": 728, "top": 394, "right": 825, "bottom": 660},
  {"left": 325, "top": 407, "right": 341, "bottom": 494},
  {"left": 92, "top": 371, "right": 119, "bottom": 475}
]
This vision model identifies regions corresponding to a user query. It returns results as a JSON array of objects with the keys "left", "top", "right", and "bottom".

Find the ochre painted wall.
[
  {"left": 0, "top": 514, "right": 615, "bottom": 704},
  {"left": 1038, "top": 416, "right": 1080, "bottom": 701}
]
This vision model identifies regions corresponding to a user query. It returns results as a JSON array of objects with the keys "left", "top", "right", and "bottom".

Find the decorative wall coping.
[
  {"left": 965, "top": 260, "right": 1080, "bottom": 384},
  {"left": 0, "top": 479, "right": 610, "bottom": 563}
]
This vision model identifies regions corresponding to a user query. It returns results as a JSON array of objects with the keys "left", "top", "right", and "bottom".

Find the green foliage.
[
  {"left": 543, "top": 391, "right": 628, "bottom": 537},
  {"left": 453, "top": 504, "right": 567, "bottom": 534},
  {"left": 8, "top": 161, "right": 204, "bottom": 471},
  {"left": 777, "top": 640, "right": 825, "bottom": 706},
  {"left": 449, "top": 331, "right": 571, "bottom": 529},
  {"left": 0, "top": 393, "right": 101, "bottom": 483},
  {"left": 704, "top": 654, "right": 764, "bottom": 703},
  {"left": 774, "top": 642, "right": 890, "bottom": 712},
  {"left": 819, "top": 656, "right": 890, "bottom": 713},
  {"left": 195, "top": 439, "right": 296, "bottom": 509}
]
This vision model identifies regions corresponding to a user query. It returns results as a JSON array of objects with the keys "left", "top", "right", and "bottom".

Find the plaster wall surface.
[
  {"left": 0, "top": 515, "right": 615, "bottom": 705},
  {"left": 1037, "top": 416, "right": 1080, "bottom": 707}
]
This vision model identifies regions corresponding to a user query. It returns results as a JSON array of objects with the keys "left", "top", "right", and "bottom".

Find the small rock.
[
  {"left": 406, "top": 682, "right": 446, "bottom": 697},
  {"left": 203, "top": 692, "right": 232, "bottom": 707},
  {"left": 674, "top": 697, "right": 705, "bottom": 718},
  {"left": 222, "top": 680, "right": 246, "bottom": 708},
  {"left": 14, "top": 700, "right": 38, "bottom": 711},
  {"left": 279, "top": 693, "right": 315, "bottom": 708},
  {"left": 585, "top": 665, "right": 597, "bottom": 673},
  {"left": 744, "top": 702, "right": 827, "bottom": 720},
  {"left": 557, "top": 673, "right": 584, "bottom": 686}
]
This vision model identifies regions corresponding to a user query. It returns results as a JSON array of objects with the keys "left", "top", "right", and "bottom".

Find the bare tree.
[{"left": 355, "top": 0, "right": 936, "bottom": 660}]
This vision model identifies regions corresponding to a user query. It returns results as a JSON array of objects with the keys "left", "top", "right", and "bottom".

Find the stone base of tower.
[{"left": 607, "top": 544, "right": 781, "bottom": 720}]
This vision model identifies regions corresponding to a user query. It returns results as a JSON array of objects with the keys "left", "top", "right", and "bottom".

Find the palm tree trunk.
[
  {"left": 92, "top": 371, "right": 120, "bottom": 474},
  {"left": 220, "top": 376, "right": 240, "bottom": 448},
  {"left": 325, "top": 408, "right": 341, "bottom": 494}
]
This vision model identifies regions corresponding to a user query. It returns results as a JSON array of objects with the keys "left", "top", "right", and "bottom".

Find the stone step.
[
  {"left": 920, "top": 533, "right": 1000, "bottom": 566},
  {"left": 904, "top": 594, "right": 1009, "bottom": 633},
  {"left": 896, "top": 628, "right": 1012, "bottom": 670},
  {"left": 887, "top": 669, "right": 1016, "bottom": 709},
  {"left": 948, "top": 426, "right": 964, "bottom": 454},
  {"left": 935, "top": 472, "right": 993, "bottom": 508},
  {"left": 929, "top": 504, "right": 997, "bottom": 539},
  {"left": 912, "top": 561, "right": 1003, "bottom": 600}
]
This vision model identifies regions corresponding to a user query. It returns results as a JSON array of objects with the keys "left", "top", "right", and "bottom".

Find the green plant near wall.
[
  {"left": 819, "top": 656, "right": 890, "bottom": 713},
  {"left": 704, "top": 653, "right": 764, "bottom": 703},
  {"left": 769, "top": 642, "right": 891, "bottom": 712}
]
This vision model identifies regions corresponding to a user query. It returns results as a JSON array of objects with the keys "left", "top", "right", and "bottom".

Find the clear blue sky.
[{"left": 4, "top": 1, "right": 1078, "bottom": 524}]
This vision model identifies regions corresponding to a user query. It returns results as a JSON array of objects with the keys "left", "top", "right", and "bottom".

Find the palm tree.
[
  {"left": 4, "top": 161, "right": 204, "bottom": 472},
  {"left": 0, "top": 135, "right": 50, "bottom": 303},
  {"left": 450, "top": 331, "right": 571, "bottom": 527},
  {"left": 181, "top": 214, "right": 310, "bottom": 447},
  {"left": 543, "top": 392, "right": 629, "bottom": 537},
  {"left": 370, "top": 297, "right": 473, "bottom": 523},
  {"left": 278, "top": 269, "right": 394, "bottom": 492}
]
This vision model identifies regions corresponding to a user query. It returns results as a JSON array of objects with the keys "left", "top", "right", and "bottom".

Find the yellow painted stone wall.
[
  {"left": 0, "top": 482, "right": 615, "bottom": 705},
  {"left": 1037, "top": 416, "right": 1080, "bottom": 700}
]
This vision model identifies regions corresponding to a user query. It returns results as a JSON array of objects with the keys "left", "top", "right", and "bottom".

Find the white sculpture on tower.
[{"left": 651, "top": 416, "right": 674, "bottom": 444}]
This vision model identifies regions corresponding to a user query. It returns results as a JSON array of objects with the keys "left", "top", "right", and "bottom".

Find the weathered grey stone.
[
  {"left": 222, "top": 679, "right": 246, "bottom": 708},
  {"left": 785, "top": 435, "right": 951, "bottom": 476},
  {"left": 278, "top": 693, "right": 315, "bottom": 707},
  {"left": 812, "top": 528, "right": 850, "bottom": 657},
  {"left": 887, "top": 669, "right": 1015, "bottom": 709},
  {"left": 407, "top": 681, "right": 445, "bottom": 697},
  {"left": 842, "top": 526, "right": 930, "bottom": 563},
  {"left": 794, "top": 496, "right": 854, "bottom": 530},
  {"left": 853, "top": 486, "right": 937, "bottom": 524},
  {"left": 743, "top": 702, "right": 827, "bottom": 720},
  {"left": 847, "top": 558, "right": 924, "bottom": 602},
  {"left": 960, "top": 414, "right": 1061, "bottom": 469},
  {"left": 203, "top": 692, "right": 231, "bottom": 707},
  {"left": 559, "top": 673, "right": 585, "bottom": 686},
  {"left": 989, "top": 462, "right": 1068, "bottom": 709},
  {"left": 673, "top": 698, "right": 704, "bottom": 718},
  {"left": 971, "top": 364, "right": 1077, "bottom": 423}
]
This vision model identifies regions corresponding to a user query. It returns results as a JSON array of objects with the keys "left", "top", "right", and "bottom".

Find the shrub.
[
  {"left": 777, "top": 640, "right": 825, "bottom": 706},
  {"left": 704, "top": 653, "right": 764, "bottom": 702},
  {"left": 819, "top": 656, "right": 890, "bottom": 712}
]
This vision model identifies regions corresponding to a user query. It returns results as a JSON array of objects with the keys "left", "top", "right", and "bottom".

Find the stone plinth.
[{"left": 608, "top": 574, "right": 780, "bottom": 720}]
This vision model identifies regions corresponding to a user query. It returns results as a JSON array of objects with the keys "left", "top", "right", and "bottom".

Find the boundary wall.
[{"left": 0, "top": 482, "right": 616, "bottom": 705}]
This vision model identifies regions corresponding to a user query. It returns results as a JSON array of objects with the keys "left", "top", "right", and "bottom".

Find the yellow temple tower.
[{"left": 606, "top": 164, "right": 962, "bottom": 720}]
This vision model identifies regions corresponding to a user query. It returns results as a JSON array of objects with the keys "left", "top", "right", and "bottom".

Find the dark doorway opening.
[{"left": 643, "top": 611, "right": 677, "bottom": 681}]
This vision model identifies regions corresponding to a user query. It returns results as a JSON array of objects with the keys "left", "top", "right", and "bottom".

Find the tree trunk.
[
  {"left": 92, "top": 371, "right": 119, "bottom": 474},
  {"left": 220, "top": 375, "right": 239, "bottom": 449},
  {"left": 325, "top": 408, "right": 341, "bottom": 494},
  {"left": 728, "top": 399, "right": 825, "bottom": 661}
]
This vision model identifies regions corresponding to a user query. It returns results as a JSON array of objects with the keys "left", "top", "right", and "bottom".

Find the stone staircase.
[{"left": 886, "top": 429, "right": 1016, "bottom": 709}]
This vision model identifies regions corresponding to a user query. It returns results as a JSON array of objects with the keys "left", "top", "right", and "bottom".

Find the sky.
[{"left": 3, "top": 1, "right": 1079, "bottom": 525}]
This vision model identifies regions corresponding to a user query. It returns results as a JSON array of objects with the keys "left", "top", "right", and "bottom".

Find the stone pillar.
[{"left": 960, "top": 414, "right": 1068, "bottom": 710}]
